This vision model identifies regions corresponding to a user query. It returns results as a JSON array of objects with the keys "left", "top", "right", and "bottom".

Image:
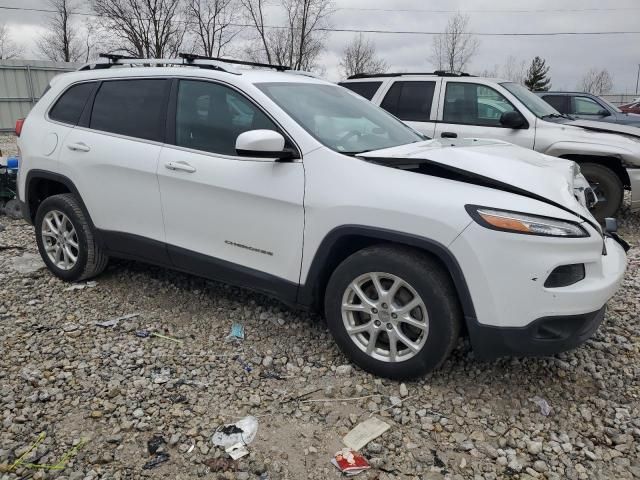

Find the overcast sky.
[{"left": 2, "top": 0, "right": 639, "bottom": 93}]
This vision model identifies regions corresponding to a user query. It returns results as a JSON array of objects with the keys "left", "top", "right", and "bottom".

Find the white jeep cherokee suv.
[
  {"left": 340, "top": 73, "right": 640, "bottom": 220},
  {"left": 15, "top": 57, "right": 627, "bottom": 379}
]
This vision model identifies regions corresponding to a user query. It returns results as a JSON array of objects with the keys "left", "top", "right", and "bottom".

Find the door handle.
[
  {"left": 165, "top": 161, "right": 196, "bottom": 173},
  {"left": 441, "top": 132, "right": 458, "bottom": 139},
  {"left": 67, "top": 142, "right": 91, "bottom": 152}
]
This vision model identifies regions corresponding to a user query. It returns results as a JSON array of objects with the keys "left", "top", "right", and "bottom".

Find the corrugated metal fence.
[{"left": 0, "top": 60, "right": 81, "bottom": 132}]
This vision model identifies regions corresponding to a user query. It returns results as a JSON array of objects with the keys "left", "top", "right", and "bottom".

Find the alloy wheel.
[
  {"left": 341, "top": 272, "right": 429, "bottom": 363},
  {"left": 41, "top": 210, "right": 79, "bottom": 271}
]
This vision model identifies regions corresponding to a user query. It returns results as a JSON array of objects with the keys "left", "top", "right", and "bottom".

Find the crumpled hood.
[{"left": 359, "top": 138, "right": 595, "bottom": 222}]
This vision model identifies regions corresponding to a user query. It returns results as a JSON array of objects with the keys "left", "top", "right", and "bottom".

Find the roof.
[{"left": 51, "top": 63, "right": 328, "bottom": 89}]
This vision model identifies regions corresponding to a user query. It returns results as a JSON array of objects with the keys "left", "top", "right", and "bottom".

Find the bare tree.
[
  {"left": 502, "top": 55, "right": 527, "bottom": 84},
  {"left": 580, "top": 68, "right": 614, "bottom": 95},
  {"left": 92, "top": 0, "right": 186, "bottom": 58},
  {"left": 36, "top": 0, "right": 85, "bottom": 62},
  {"left": 241, "top": 0, "right": 332, "bottom": 70},
  {"left": 339, "top": 33, "right": 387, "bottom": 77},
  {"left": 0, "top": 22, "right": 24, "bottom": 59},
  {"left": 430, "top": 13, "right": 479, "bottom": 73},
  {"left": 186, "top": 0, "right": 241, "bottom": 57}
]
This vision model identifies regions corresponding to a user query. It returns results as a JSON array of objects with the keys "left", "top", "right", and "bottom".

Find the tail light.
[{"left": 15, "top": 118, "right": 25, "bottom": 137}]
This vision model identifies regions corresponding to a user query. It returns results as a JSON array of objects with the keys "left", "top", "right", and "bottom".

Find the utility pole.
[{"left": 637, "top": 63, "right": 640, "bottom": 95}]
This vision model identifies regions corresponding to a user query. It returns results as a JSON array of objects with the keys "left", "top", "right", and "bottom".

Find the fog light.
[{"left": 544, "top": 264, "right": 585, "bottom": 288}]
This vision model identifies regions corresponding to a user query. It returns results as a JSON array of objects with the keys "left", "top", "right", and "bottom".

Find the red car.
[{"left": 620, "top": 101, "right": 640, "bottom": 114}]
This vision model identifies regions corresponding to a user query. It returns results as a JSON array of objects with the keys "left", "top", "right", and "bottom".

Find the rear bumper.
[
  {"left": 468, "top": 306, "right": 606, "bottom": 360},
  {"left": 628, "top": 167, "right": 640, "bottom": 211}
]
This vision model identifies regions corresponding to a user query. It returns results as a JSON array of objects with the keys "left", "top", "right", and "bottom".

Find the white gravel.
[{"left": 1, "top": 133, "right": 639, "bottom": 479}]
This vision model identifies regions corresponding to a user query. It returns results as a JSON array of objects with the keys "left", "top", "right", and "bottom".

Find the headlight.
[{"left": 465, "top": 205, "right": 589, "bottom": 238}]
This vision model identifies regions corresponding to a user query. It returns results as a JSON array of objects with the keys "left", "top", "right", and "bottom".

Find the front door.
[
  {"left": 157, "top": 79, "right": 305, "bottom": 299},
  {"left": 434, "top": 81, "right": 536, "bottom": 149}
]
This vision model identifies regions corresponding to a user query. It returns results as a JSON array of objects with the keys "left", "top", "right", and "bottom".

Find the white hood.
[{"left": 360, "top": 138, "right": 594, "bottom": 221}]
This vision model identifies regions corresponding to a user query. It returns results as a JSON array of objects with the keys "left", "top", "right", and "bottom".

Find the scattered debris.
[
  {"left": 169, "top": 394, "right": 187, "bottom": 403},
  {"left": 135, "top": 330, "right": 183, "bottom": 344},
  {"left": 211, "top": 416, "right": 258, "bottom": 449},
  {"left": 225, "top": 322, "right": 245, "bottom": 341},
  {"left": 151, "top": 368, "right": 171, "bottom": 384},
  {"left": 343, "top": 417, "right": 391, "bottom": 451},
  {"left": 226, "top": 442, "right": 249, "bottom": 460},
  {"left": 64, "top": 281, "right": 98, "bottom": 291},
  {"left": 530, "top": 396, "right": 552, "bottom": 416},
  {"left": 0, "top": 245, "right": 24, "bottom": 251},
  {"left": 142, "top": 453, "right": 170, "bottom": 469},
  {"left": 147, "top": 435, "right": 166, "bottom": 454},
  {"left": 5, "top": 432, "right": 87, "bottom": 472},
  {"left": 97, "top": 313, "right": 140, "bottom": 328},
  {"left": 235, "top": 356, "right": 253, "bottom": 373},
  {"left": 260, "top": 371, "right": 286, "bottom": 380},
  {"left": 187, "top": 444, "right": 195, "bottom": 454},
  {"left": 331, "top": 448, "right": 370, "bottom": 476}
]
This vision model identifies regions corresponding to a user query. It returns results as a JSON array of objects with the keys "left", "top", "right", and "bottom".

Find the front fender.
[{"left": 543, "top": 141, "right": 639, "bottom": 167}]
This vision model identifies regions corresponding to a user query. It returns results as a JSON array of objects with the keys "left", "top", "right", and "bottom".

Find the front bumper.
[
  {"left": 468, "top": 306, "right": 606, "bottom": 359},
  {"left": 451, "top": 223, "right": 627, "bottom": 358},
  {"left": 628, "top": 167, "right": 640, "bottom": 211}
]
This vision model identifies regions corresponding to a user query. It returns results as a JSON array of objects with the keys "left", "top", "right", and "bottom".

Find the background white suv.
[
  {"left": 340, "top": 73, "right": 640, "bottom": 220},
  {"left": 15, "top": 57, "right": 627, "bottom": 378}
]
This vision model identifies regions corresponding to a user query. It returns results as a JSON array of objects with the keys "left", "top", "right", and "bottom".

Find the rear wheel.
[
  {"left": 35, "top": 193, "right": 108, "bottom": 282},
  {"left": 580, "top": 163, "right": 623, "bottom": 221},
  {"left": 324, "top": 245, "right": 462, "bottom": 379}
]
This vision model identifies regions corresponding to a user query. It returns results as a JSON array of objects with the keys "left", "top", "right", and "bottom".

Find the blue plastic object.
[{"left": 7, "top": 156, "right": 19, "bottom": 170}]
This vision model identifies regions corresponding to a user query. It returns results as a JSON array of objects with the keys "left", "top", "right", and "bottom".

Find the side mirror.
[
  {"left": 235, "top": 130, "right": 297, "bottom": 161},
  {"left": 597, "top": 109, "right": 611, "bottom": 117},
  {"left": 500, "top": 111, "right": 527, "bottom": 129}
]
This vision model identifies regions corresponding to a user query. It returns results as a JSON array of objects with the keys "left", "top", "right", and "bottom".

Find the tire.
[
  {"left": 580, "top": 163, "right": 623, "bottom": 221},
  {"left": 5, "top": 198, "right": 23, "bottom": 220},
  {"left": 34, "top": 193, "right": 108, "bottom": 282},
  {"left": 324, "top": 245, "right": 462, "bottom": 379}
]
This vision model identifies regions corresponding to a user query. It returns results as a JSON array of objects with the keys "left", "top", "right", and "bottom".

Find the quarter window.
[
  {"left": 49, "top": 82, "right": 95, "bottom": 125},
  {"left": 443, "top": 82, "right": 518, "bottom": 127},
  {"left": 380, "top": 81, "right": 435, "bottom": 122},
  {"left": 90, "top": 79, "right": 169, "bottom": 142},
  {"left": 339, "top": 81, "right": 382, "bottom": 100},
  {"left": 175, "top": 80, "right": 280, "bottom": 156}
]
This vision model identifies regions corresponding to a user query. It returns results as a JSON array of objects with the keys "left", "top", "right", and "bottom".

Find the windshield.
[
  {"left": 501, "top": 82, "right": 560, "bottom": 118},
  {"left": 256, "top": 82, "right": 424, "bottom": 154}
]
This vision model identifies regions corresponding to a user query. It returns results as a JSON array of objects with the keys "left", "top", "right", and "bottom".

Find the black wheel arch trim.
[
  {"left": 297, "top": 225, "right": 478, "bottom": 324},
  {"left": 24, "top": 170, "right": 96, "bottom": 230}
]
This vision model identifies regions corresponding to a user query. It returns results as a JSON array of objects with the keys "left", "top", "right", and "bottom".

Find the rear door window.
[
  {"left": 380, "top": 81, "right": 436, "bottom": 122},
  {"left": 90, "top": 79, "right": 170, "bottom": 142},
  {"left": 542, "top": 95, "right": 569, "bottom": 114},
  {"left": 49, "top": 82, "right": 96, "bottom": 125},
  {"left": 339, "top": 81, "right": 382, "bottom": 100}
]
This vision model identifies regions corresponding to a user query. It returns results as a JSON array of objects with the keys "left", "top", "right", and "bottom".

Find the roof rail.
[
  {"left": 77, "top": 53, "right": 235, "bottom": 73},
  {"left": 179, "top": 53, "right": 291, "bottom": 72},
  {"left": 346, "top": 71, "right": 474, "bottom": 80}
]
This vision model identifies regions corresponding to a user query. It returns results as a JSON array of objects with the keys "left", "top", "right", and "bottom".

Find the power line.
[
  {"left": 335, "top": 7, "right": 640, "bottom": 14},
  {"left": 2, "top": 4, "right": 640, "bottom": 37}
]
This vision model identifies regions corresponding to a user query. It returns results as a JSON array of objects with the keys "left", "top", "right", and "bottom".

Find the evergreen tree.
[{"left": 524, "top": 56, "right": 551, "bottom": 91}]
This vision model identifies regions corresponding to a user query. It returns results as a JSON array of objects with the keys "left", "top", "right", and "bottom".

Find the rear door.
[
  {"left": 377, "top": 80, "right": 440, "bottom": 138},
  {"left": 434, "top": 80, "right": 535, "bottom": 148},
  {"left": 60, "top": 78, "right": 170, "bottom": 260},
  {"left": 540, "top": 94, "right": 570, "bottom": 114},
  {"left": 338, "top": 81, "right": 383, "bottom": 101}
]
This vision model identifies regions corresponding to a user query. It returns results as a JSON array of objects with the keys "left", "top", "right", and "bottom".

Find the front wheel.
[
  {"left": 324, "top": 246, "right": 462, "bottom": 379},
  {"left": 34, "top": 193, "right": 108, "bottom": 282},
  {"left": 580, "top": 163, "right": 623, "bottom": 221}
]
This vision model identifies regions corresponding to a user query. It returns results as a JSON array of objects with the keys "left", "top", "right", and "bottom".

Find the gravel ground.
[{"left": 1, "top": 133, "right": 639, "bottom": 480}]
